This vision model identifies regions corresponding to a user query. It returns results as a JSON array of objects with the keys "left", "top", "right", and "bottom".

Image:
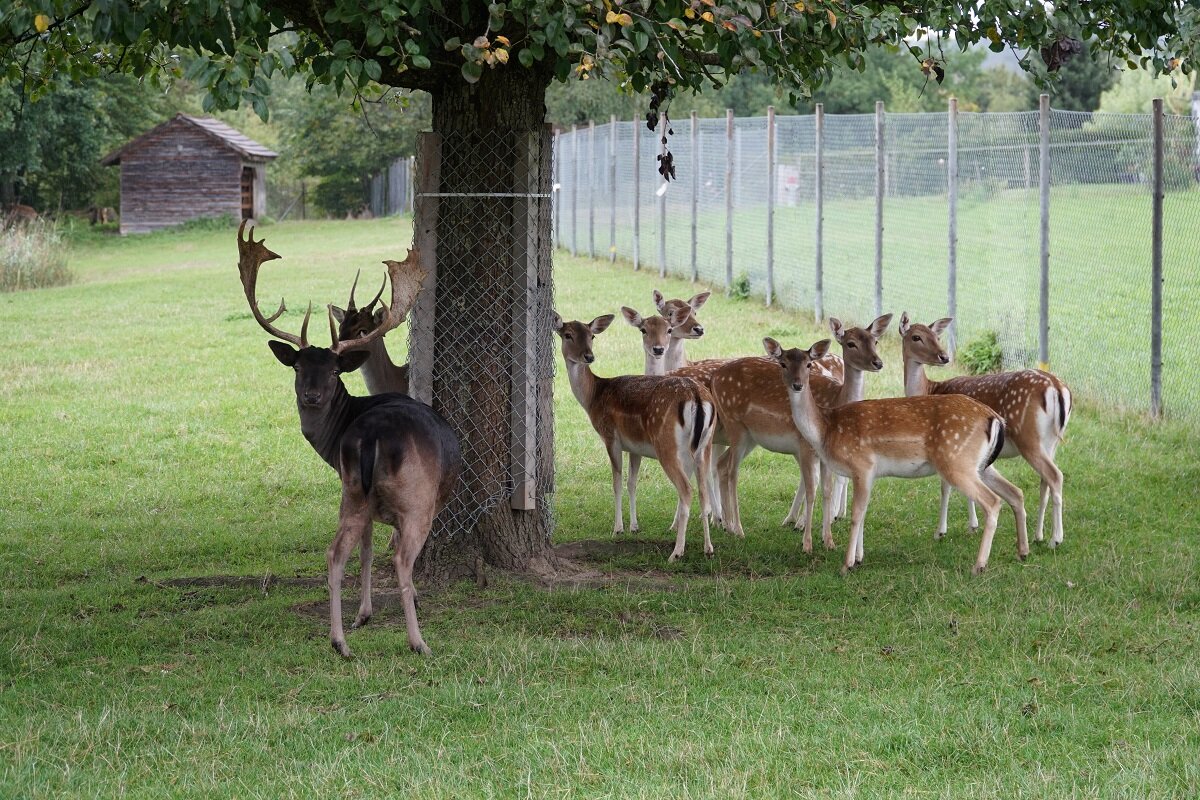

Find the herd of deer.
[{"left": 236, "top": 223, "right": 1070, "bottom": 658}]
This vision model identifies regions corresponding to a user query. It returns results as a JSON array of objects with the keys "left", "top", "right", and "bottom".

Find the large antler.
[
  {"left": 328, "top": 248, "right": 425, "bottom": 354},
  {"left": 237, "top": 219, "right": 311, "bottom": 347}
]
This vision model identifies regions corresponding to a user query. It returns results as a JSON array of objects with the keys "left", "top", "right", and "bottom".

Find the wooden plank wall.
[{"left": 118, "top": 119, "right": 244, "bottom": 235}]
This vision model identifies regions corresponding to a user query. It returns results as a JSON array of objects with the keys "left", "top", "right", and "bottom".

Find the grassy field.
[{"left": 2, "top": 219, "right": 1199, "bottom": 797}]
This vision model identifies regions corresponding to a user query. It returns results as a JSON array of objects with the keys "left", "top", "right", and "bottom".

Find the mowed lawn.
[{"left": 1, "top": 219, "right": 1199, "bottom": 798}]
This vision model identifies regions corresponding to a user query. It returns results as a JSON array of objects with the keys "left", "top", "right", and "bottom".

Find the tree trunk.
[{"left": 412, "top": 65, "right": 558, "bottom": 582}]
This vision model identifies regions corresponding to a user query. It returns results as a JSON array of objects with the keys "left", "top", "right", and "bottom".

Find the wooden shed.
[{"left": 101, "top": 114, "right": 278, "bottom": 235}]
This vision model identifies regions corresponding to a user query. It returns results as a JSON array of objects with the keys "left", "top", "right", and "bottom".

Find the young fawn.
[
  {"left": 899, "top": 314, "right": 1071, "bottom": 546},
  {"left": 554, "top": 312, "right": 716, "bottom": 562},
  {"left": 770, "top": 337, "right": 1028, "bottom": 574}
]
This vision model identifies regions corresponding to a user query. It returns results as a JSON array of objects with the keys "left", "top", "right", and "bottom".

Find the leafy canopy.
[{"left": 2, "top": 1, "right": 1194, "bottom": 119}]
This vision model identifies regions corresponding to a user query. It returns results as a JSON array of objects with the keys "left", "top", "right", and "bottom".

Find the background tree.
[
  {"left": 1029, "top": 39, "right": 1119, "bottom": 113},
  {"left": 3, "top": 1, "right": 1192, "bottom": 579}
]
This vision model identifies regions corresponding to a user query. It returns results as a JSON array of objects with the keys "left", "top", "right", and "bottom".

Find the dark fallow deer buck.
[
  {"left": 898, "top": 313, "right": 1072, "bottom": 547},
  {"left": 554, "top": 311, "right": 717, "bottom": 562},
  {"left": 237, "top": 221, "right": 461, "bottom": 658},
  {"left": 770, "top": 338, "right": 1028, "bottom": 575},
  {"left": 330, "top": 271, "right": 410, "bottom": 395}
]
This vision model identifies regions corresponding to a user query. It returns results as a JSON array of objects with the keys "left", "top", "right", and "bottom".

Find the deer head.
[
  {"left": 829, "top": 313, "right": 892, "bottom": 373},
  {"left": 764, "top": 337, "right": 831, "bottom": 394},
  {"left": 653, "top": 289, "right": 708, "bottom": 340},
  {"left": 329, "top": 269, "right": 390, "bottom": 342},
  {"left": 898, "top": 312, "right": 952, "bottom": 366},
  {"left": 551, "top": 312, "right": 614, "bottom": 365}
]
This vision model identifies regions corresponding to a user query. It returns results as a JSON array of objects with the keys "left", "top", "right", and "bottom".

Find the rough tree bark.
[{"left": 412, "top": 65, "right": 558, "bottom": 582}]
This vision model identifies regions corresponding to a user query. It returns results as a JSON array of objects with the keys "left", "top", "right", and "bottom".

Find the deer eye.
[
  {"left": 562, "top": 333, "right": 573, "bottom": 341},
  {"left": 846, "top": 341, "right": 857, "bottom": 348},
  {"left": 666, "top": 328, "right": 673, "bottom": 334},
  {"left": 912, "top": 335, "right": 922, "bottom": 342}
]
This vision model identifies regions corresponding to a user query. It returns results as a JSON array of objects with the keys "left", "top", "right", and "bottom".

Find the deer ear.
[
  {"left": 372, "top": 307, "right": 387, "bottom": 326},
  {"left": 687, "top": 291, "right": 711, "bottom": 311},
  {"left": 869, "top": 313, "right": 893, "bottom": 339},
  {"left": 809, "top": 339, "right": 832, "bottom": 360},
  {"left": 929, "top": 317, "right": 953, "bottom": 336},
  {"left": 551, "top": 311, "right": 564, "bottom": 332},
  {"left": 620, "top": 306, "right": 643, "bottom": 327},
  {"left": 666, "top": 305, "right": 690, "bottom": 327},
  {"left": 652, "top": 289, "right": 666, "bottom": 312},
  {"left": 898, "top": 312, "right": 911, "bottom": 335},
  {"left": 268, "top": 340, "right": 298, "bottom": 367},
  {"left": 763, "top": 337, "right": 784, "bottom": 361},
  {"left": 337, "top": 350, "right": 371, "bottom": 374},
  {"left": 828, "top": 317, "right": 846, "bottom": 342},
  {"left": 590, "top": 314, "right": 615, "bottom": 335},
  {"left": 330, "top": 306, "right": 346, "bottom": 324}
]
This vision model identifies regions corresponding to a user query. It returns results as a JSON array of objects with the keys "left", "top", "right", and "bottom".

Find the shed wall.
[{"left": 118, "top": 122, "right": 243, "bottom": 234}]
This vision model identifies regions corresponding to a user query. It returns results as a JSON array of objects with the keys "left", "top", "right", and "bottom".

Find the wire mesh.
[
  {"left": 553, "top": 105, "right": 1200, "bottom": 422},
  {"left": 409, "top": 129, "right": 556, "bottom": 539}
]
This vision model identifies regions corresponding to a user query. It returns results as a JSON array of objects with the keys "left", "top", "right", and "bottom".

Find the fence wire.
[{"left": 554, "top": 103, "right": 1200, "bottom": 422}]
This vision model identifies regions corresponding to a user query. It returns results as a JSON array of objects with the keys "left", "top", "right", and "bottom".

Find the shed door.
[{"left": 240, "top": 167, "right": 254, "bottom": 220}]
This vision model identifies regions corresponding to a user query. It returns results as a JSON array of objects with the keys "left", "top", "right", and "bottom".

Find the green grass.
[{"left": 3, "top": 219, "right": 1200, "bottom": 797}]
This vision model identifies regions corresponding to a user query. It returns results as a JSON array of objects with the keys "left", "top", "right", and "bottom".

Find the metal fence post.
[
  {"left": 1039, "top": 93, "right": 1051, "bottom": 371},
  {"left": 587, "top": 120, "right": 596, "bottom": 259},
  {"left": 766, "top": 105, "right": 776, "bottom": 306},
  {"left": 658, "top": 116, "right": 667, "bottom": 278},
  {"left": 874, "top": 100, "right": 884, "bottom": 319},
  {"left": 690, "top": 110, "right": 699, "bottom": 282},
  {"left": 570, "top": 124, "right": 579, "bottom": 256},
  {"left": 947, "top": 97, "right": 959, "bottom": 354},
  {"left": 1151, "top": 97, "right": 1164, "bottom": 418},
  {"left": 552, "top": 129, "right": 560, "bottom": 249},
  {"left": 814, "top": 103, "right": 824, "bottom": 323},
  {"left": 609, "top": 114, "right": 617, "bottom": 263},
  {"left": 725, "top": 108, "right": 734, "bottom": 291},
  {"left": 633, "top": 115, "right": 641, "bottom": 271}
]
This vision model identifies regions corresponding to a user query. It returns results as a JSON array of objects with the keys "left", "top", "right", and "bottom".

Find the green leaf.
[
  {"left": 366, "top": 24, "right": 384, "bottom": 47},
  {"left": 461, "top": 60, "right": 483, "bottom": 83},
  {"left": 411, "top": 54, "right": 431, "bottom": 69},
  {"left": 364, "top": 59, "right": 382, "bottom": 81},
  {"left": 518, "top": 47, "right": 534, "bottom": 67},
  {"left": 443, "top": 37, "right": 461, "bottom": 51}
]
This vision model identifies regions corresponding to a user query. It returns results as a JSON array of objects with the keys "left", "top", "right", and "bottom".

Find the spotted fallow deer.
[
  {"left": 709, "top": 315, "right": 891, "bottom": 550},
  {"left": 770, "top": 337, "right": 1028, "bottom": 574},
  {"left": 330, "top": 271, "right": 410, "bottom": 395},
  {"left": 237, "top": 221, "right": 461, "bottom": 658},
  {"left": 898, "top": 313, "right": 1072, "bottom": 546},
  {"left": 553, "top": 312, "right": 717, "bottom": 562}
]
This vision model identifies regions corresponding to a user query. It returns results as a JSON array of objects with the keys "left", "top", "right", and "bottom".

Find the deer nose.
[
  {"left": 651, "top": 346, "right": 665, "bottom": 356},
  {"left": 791, "top": 382, "right": 803, "bottom": 392},
  {"left": 872, "top": 358, "right": 884, "bottom": 370},
  {"left": 583, "top": 353, "right": 595, "bottom": 364},
  {"left": 693, "top": 325, "right": 704, "bottom": 337},
  {"left": 938, "top": 353, "right": 950, "bottom": 364},
  {"left": 302, "top": 391, "right": 322, "bottom": 406}
]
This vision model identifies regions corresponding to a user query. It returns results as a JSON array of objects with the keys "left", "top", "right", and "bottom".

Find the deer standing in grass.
[
  {"left": 238, "top": 222, "right": 460, "bottom": 657},
  {"left": 771, "top": 337, "right": 1028, "bottom": 574},
  {"left": 554, "top": 312, "right": 716, "bottom": 562},
  {"left": 899, "top": 313, "right": 1072, "bottom": 546},
  {"left": 710, "top": 315, "right": 891, "bottom": 550},
  {"left": 330, "top": 271, "right": 410, "bottom": 395}
]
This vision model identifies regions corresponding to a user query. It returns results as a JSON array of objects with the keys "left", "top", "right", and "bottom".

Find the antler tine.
[
  {"left": 346, "top": 269, "right": 361, "bottom": 313},
  {"left": 327, "top": 303, "right": 340, "bottom": 348},
  {"left": 362, "top": 274, "right": 388, "bottom": 312},
  {"left": 236, "top": 219, "right": 305, "bottom": 347},
  {"left": 300, "top": 302, "right": 312, "bottom": 349},
  {"left": 331, "top": 248, "right": 426, "bottom": 354}
]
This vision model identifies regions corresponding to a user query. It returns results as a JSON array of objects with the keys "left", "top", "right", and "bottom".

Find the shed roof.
[{"left": 101, "top": 113, "right": 279, "bottom": 166}]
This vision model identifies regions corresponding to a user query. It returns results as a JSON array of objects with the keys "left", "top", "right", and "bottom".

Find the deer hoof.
[
  {"left": 1048, "top": 539, "right": 1061, "bottom": 550},
  {"left": 971, "top": 564, "right": 987, "bottom": 576},
  {"left": 839, "top": 564, "right": 852, "bottom": 577},
  {"left": 934, "top": 530, "right": 946, "bottom": 541},
  {"left": 629, "top": 524, "right": 640, "bottom": 533},
  {"left": 969, "top": 525, "right": 981, "bottom": 534},
  {"left": 704, "top": 549, "right": 714, "bottom": 559},
  {"left": 668, "top": 551, "right": 682, "bottom": 563},
  {"left": 331, "top": 639, "right": 353, "bottom": 659},
  {"left": 351, "top": 613, "right": 372, "bottom": 630},
  {"left": 411, "top": 641, "right": 432, "bottom": 656}
]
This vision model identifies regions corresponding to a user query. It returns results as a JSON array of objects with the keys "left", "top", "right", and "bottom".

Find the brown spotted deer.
[
  {"left": 553, "top": 311, "right": 717, "bottom": 562},
  {"left": 770, "top": 337, "right": 1028, "bottom": 574},
  {"left": 237, "top": 222, "right": 461, "bottom": 657},
  {"left": 330, "top": 270, "right": 410, "bottom": 395},
  {"left": 899, "top": 313, "right": 1072, "bottom": 547},
  {"left": 709, "top": 315, "right": 891, "bottom": 550},
  {"left": 652, "top": 289, "right": 710, "bottom": 373}
]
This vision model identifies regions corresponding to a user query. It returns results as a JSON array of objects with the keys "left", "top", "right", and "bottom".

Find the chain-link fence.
[{"left": 554, "top": 97, "right": 1200, "bottom": 422}]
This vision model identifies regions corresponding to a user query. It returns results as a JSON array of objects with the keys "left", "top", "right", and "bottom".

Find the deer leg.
[
  {"left": 351, "top": 519, "right": 375, "bottom": 629},
  {"left": 936, "top": 480, "right": 953, "bottom": 540},
  {"left": 967, "top": 499, "right": 980, "bottom": 532},
  {"left": 1025, "top": 449, "right": 1065, "bottom": 548},
  {"left": 983, "top": 466, "right": 1028, "bottom": 561},
  {"left": 956, "top": 477, "right": 1001, "bottom": 576},
  {"left": 660, "top": 450, "right": 693, "bottom": 562},
  {"left": 1035, "top": 482, "right": 1051, "bottom": 544},
  {"left": 327, "top": 507, "right": 368, "bottom": 658},
  {"left": 692, "top": 443, "right": 714, "bottom": 558},
  {"left": 627, "top": 454, "right": 642, "bottom": 533},
  {"left": 820, "top": 466, "right": 838, "bottom": 553},
  {"left": 716, "top": 445, "right": 737, "bottom": 536},
  {"left": 841, "top": 475, "right": 873, "bottom": 575},
  {"left": 606, "top": 443, "right": 624, "bottom": 535},
  {"left": 392, "top": 514, "right": 434, "bottom": 656},
  {"left": 707, "top": 442, "right": 726, "bottom": 526},
  {"left": 782, "top": 453, "right": 807, "bottom": 530}
]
